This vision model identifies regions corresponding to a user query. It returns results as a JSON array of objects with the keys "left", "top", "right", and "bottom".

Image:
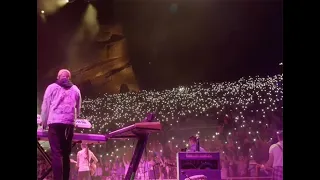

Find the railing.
[
  {"left": 131, "top": 178, "right": 272, "bottom": 180},
  {"left": 223, "top": 177, "right": 272, "bottom": 180}
]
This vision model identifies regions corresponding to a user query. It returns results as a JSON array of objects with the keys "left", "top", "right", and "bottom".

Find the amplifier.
[{"left": 177, "top": 152, "right": 221, "bottom": 180}]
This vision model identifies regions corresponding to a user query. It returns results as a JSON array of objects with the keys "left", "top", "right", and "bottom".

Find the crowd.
[{"left": 37, "top": 74, "right": 283, "bottom": 180}]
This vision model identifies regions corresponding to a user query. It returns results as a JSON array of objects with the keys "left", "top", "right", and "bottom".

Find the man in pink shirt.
[{"left": 41, "top": 69, "right": 82, "bottom": 180}]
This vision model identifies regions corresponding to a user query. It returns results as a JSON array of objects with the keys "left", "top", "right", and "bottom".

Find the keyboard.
[
  {"left": 37, "top": 122, "right": 161, "bottom": 144},
  {"left": 37, "top": 130, "right": 106, "bottom": 144},
  {"left": 37, "top": 114, "right": 92, "bottom": 129}
]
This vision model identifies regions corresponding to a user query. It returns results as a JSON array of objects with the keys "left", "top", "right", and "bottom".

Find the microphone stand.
[
  {"left": 196, "top": 137, "right": 200, "bottom": 152},
  {"left": 153, "top": 164, "right": 156, "bottom": 180}
]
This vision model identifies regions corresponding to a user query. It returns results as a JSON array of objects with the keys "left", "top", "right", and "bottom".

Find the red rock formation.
[{"left": 44, "top": 24, "right": 139, "bottom": 95}]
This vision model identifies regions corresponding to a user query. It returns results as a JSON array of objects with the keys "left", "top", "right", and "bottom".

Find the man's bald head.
[{"left": 57, "top": 69, "right": 71, "bottom": 80}]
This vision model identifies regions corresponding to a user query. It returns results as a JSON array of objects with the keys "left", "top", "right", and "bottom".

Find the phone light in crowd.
[
  {"left": 41, "top": 10, "right": 44, "bottom": 14},
  {"left": 279, "top": 62, "right": 283, "bottom": 66},
  {"left": 248, "top": 131, "right": 251, "bottom": 134},
  {"left": 253, "top": 138, "right": 256, "bottom": 142}
]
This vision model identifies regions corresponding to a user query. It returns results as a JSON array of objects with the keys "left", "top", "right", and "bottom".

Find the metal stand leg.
[
  {"left": 37, "top": 142, "right": 51, "bottom": 165},
  {"left": 124, "top": 135, "right": 148, "bottom": 180},
  {"left": 37, "top": 141, "right": 77, "bottom": 180},
  {"left": 39, "top": 167, "right": 52, "bottom": 180}
]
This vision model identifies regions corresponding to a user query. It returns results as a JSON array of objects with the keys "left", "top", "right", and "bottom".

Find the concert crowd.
[{"left": 37, "top": 74, "right": 283, "bottom": 180}]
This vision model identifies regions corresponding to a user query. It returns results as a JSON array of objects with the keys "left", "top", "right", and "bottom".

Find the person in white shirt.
[
  {"left": 77, "top": 143, "right": 98, "bottom": 180},
  {"left": 261, "top": 130, "right": 283, "bottom": 180}
]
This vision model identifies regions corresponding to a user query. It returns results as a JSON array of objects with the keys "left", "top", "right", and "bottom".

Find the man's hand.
[
  {"left": 42, "top": 121, "right": 48, "bottom": 130},
  {"left": 259, "top": 164, "right": 266, "bottom": 170}
]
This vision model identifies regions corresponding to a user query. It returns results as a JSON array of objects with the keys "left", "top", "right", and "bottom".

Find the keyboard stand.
[
  {"left": 124, "top": 134, "right": 148, "bottom": 180},
  {"left": 37, "top": 114, "right": 160, "bottom": 180},
  {"left": 37, "top": 141, "right": 77, "bottom": 180}
]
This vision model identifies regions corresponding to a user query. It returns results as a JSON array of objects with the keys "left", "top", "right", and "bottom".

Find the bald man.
[{"left": 41, "top": 69, "right": 82, "bottom": 180}]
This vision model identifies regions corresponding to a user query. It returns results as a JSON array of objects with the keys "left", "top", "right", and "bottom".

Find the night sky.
[{"left": 38, "top": 0, "right": 283, "bottom": 91}]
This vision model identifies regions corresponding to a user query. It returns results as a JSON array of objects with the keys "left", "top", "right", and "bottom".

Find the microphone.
[{"left": 196, "top": 137, "right": 200, "bottom": 152}]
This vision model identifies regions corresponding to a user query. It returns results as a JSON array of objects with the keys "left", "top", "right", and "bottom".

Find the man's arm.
[
  {"left": 90, "top": 151, "right": 98, "bottom": 163},
  {"left": 200, "top": 147, "right": 206, "bottom": 152},
  {"left": 41, "top": 85, "right": 53, "bottom": 128},
  {"left": 261, "top": 145, "right": 275, "bottom": 169},
  {"left": 122, "top": 156, "right": 127, "bottom": 165},
  {"left": 75, "top": 87, "right": 82, "bottom": 118},
  {"left": 264, "top": 153, "right": 274, "bottom": 168},
  {"left": 76, "top": 152, "right": 80, "bottom": 168}
]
